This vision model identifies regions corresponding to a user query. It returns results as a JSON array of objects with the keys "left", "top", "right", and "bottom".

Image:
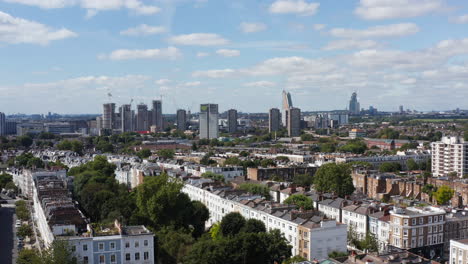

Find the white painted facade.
[{"left": 450, "top": 239, "right": 468, "bottom": 264}]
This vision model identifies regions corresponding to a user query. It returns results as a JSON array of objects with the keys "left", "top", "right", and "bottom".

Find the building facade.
[
  {"left": 450, "top": 239, "right": 468, "bottom": 264},
  {"left": 227, "top": 109, "right": 237, "bottom": 133},
  {"left": 286, "top": 107, "right": 301, "bottom": 137},
  {"left": 349, "top": 92, "right": 360, "bottom": 115},
  {"left": 0, "top": 112, "right": 5, "bottom": 136},
  {"left": 103, "top": 103, "right": 116, "bottom": 130},
  {"left": 199, "top": 104, "right": 219, "bottom": 139},
  {"left": 136, "top": 104, "right": 149, "bottom": 132},
  {"left": 269, "top": 108, "right": 281, "bottom": 133},
  {"left": 432, "top": 136, "right": 468, "bottom": 178},
  {"left": 151, "top": 100, "right": 163, "bottom": 131},
  {"left": 176, "top": 109, "right": 187, "bottom": 131}
]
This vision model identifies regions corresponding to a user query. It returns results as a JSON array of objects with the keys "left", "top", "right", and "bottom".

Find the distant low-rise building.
[{"left": 349, "top": 129, "right": 366, "bottom": 139}]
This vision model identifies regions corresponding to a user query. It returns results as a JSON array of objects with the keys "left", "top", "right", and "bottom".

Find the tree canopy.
[
  {"left": 284, "top": 194, "right": 314, "bottom": 210},
  {"left": 239, "top": 183, "right": 271, "bottom": 199},
  {"left": 184, "top": 213, "right": 292, "bottom": 264},
  {"left": 314, "top": 163, "right": 354, "bottom": 197},
  {"left": 434, "top": 185, "right": 454, "bottom": 205}
]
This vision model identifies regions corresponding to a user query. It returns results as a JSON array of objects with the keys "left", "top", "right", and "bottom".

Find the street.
[{"left": 0, "top": 203, "right": 15, "bottom": 264}]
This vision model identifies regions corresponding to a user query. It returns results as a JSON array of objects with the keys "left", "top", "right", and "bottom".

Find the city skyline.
[{"left": 1, "top": 0, "right": 468, "bottom": 113}]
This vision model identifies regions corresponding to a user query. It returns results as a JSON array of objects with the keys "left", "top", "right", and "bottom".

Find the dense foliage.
[
  {"left": 434, "top": 185, "right": 454, "bottom": 205},
  {"left": 314, "top": 163, "right": 355, "bottom": 197},
  {"left": 17, "top": 241, "right": 77, "bottom": 264},
  {"left": 339, "top": 139, "right": 367, "bottom": 154},
  {"left": 283, "top": 194, "right": 314, "bottom": 210},
  {"left": 68, "top": 156, "right": 135, "bottom": 223},
  {"left": 378, "top": 162, "right": 402, "bottom": 173},
  {"left": 239, "top": 183, "right": 271, "bottom": 199},
  {"left": 184, "top": 213, "right": 292, "bottom": 264},
  {"left": 56, "top": 140, "right": 84, "bottom": 155},
  {"left": 292, "top": 174, "right": 313, "bottom": 187}
]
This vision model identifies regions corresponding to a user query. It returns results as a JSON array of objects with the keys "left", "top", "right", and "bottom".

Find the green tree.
[
  {"left": 17, "top": 249, "right": 42, "bottom": 264},
  {"left": 241, "top": 219, "right": 266, "bottom": 233},
  {"left": 328, "top": 251, "right": 348, "bottom": 258},
  {"left": 201, "top": 171, "right": 225, "bottom": 182},
  {"left": 224, "top": 157, "right": 242, "bottom": 166},
  {"left": 185, "top": 225, "right": 291, "bottom": 264},
  {"left": 220, "top": 212, "right": 246, "bottom": 237},
  {"left": 422, "top": 184, "right": 436, "bottom": 196},
  {"left": 406, "top": 158, "right": 419, "bottom": 171},
  {"left": 95, "top": 140, "right": 114, "bottom": 153},
  {"left": 136, "top": 173, "right": 209, "bottom": 231},
  {"left": 17, "top": 224, "right": 33, "bottom": 238},
  {"left": 434, "top": 185, "right": 454, "bottom": 205},
  {"left": 260, "top": 159, "right": 276, "bottom": 167},
  {"left": 379, "top": 162, "right": 402, "bottom": 173},
  {"left": 57, "top": 139, "right": 84, "bottom": 155},
  {"left": 136, "top": 148, "right": 152, "bottom": 159},
  {"left": 361, "top": 233, "right": 379, "bottom": 253},
  {"left": 283, "top": 194, "right": 314, "bottom": 210},
  {"left": 283, "top": 255, "right": 307, "bottom": 264},
  {"left": 18, "top": 135, "right": 33, "bottom": 148},
  {"left": 276, "top": 156, "right": 290, "bottom": 162},
  {"left": 0, "top": 173, "right": 13, "bottom": 189},
  {"left": 239, "top": 183, "right": 271, "bottom": 199},
  {"left": 292, "top": 174, "right": 313, "bottom": 187},
  {"left": 157, "top": 149, "right": 175, "bottom": 159},
  {"left": 300, "top": 134, "right": 314, "bottom": 142},
  {"left": 339, "top": 139, "right": 367, "bottom": 154},
  {"left": 314, "top": 163, "right": 355, "bottom": 197},
  {"left": 319, "top": 142, "right": 336, "bottom": 153},
  {"left": 156, "top": 226, "right": 195, "bottom": 264}
]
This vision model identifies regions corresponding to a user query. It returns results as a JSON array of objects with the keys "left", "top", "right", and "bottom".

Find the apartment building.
[
  {"left": 182, "top": 178, "right": 347, "bottom": 261},
  {"left": 389, "top": 207, "right": 446, "bottom": 252},
  {"left": 450, "top": 239, "right": 468, "bottom": 264},
  {"left": 369, "top": 211, "right": 391, "bottom": 252},
  {"left": 342, "top": 203, "right": 379, "bottom": 239},
  {"left": 11, "top": 168, "right": 67, "bottom": 198},
  {"left": 432, "top": 136, "right": 468, "bottom": 178},
  {"left": 336, "top": 150, "right": 431, "bottom": 170},
  {"left": 33, "top": 175, "right": 155, "bottom": 264},
  {"left": 317, "top": 198, "right": 350, "bottom": 223}
]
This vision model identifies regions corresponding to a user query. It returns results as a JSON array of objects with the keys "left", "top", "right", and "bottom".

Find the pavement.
[{"left": 0, "top": 198, "right": 16, "bottom": 264}]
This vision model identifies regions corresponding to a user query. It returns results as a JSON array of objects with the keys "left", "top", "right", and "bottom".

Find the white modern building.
[{"left": 432, "top": 136, "right": 468, "bottom": 178}]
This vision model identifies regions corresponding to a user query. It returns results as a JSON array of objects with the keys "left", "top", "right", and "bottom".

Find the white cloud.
[
  {"left": 453, "top": 14, "right": 468, "bottom": 24},
  {"left": 192, "top": 56, "right": 335, "bottom": 78},
  {"left": 155, "top": 79, "right": 171, "bottom": 85},
  {"left": 313, "top": 24, "right": 326, "bottom": 30},
  {"left": 3, "top": 0, "right": 160, "bottom": 16},
  {"left": 269, "top": 0, "right": 319, "bottom": 16},
  {"left": 196, "top": 52, "right": 209, "bottom": 58},
  {"left": 120, "top": 24, "right": 166, "bottom": 36},
  {"left": 216, "top": 49, "right": 240, "bottom": 57},
  {"left": 0, "top": 11, "right": 77, "bottom": 45},
  {"left": 192, "top": 69, "right": 236, "bottom": 78},
  {"left": 168, "top": 33, "right": 229, "bottom": 46},
  {"left": 355, "top": 0, "right": 444, "bottom": 20},
  {"left": 323, "top": 39, "right": 378, "bottom": 51},
  {"left": 240, "top": 22, "right": 267, "bottom": 33},
  {"left": 330, "top": 23, "right": 420, "bottom": 38},
  {"left": 244, "top": 81, "right": 276, "bottom": 87},
  {"left": 183, "top": 81, "right": 201, "bottom": 87},
  {"left": 102, "top": 47, "right": 182, "bottom": 60}
]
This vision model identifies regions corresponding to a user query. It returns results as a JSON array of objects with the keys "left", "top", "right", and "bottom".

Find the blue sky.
[{"left": 1, "top": 0, "right": 468, "bottom": 114}]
